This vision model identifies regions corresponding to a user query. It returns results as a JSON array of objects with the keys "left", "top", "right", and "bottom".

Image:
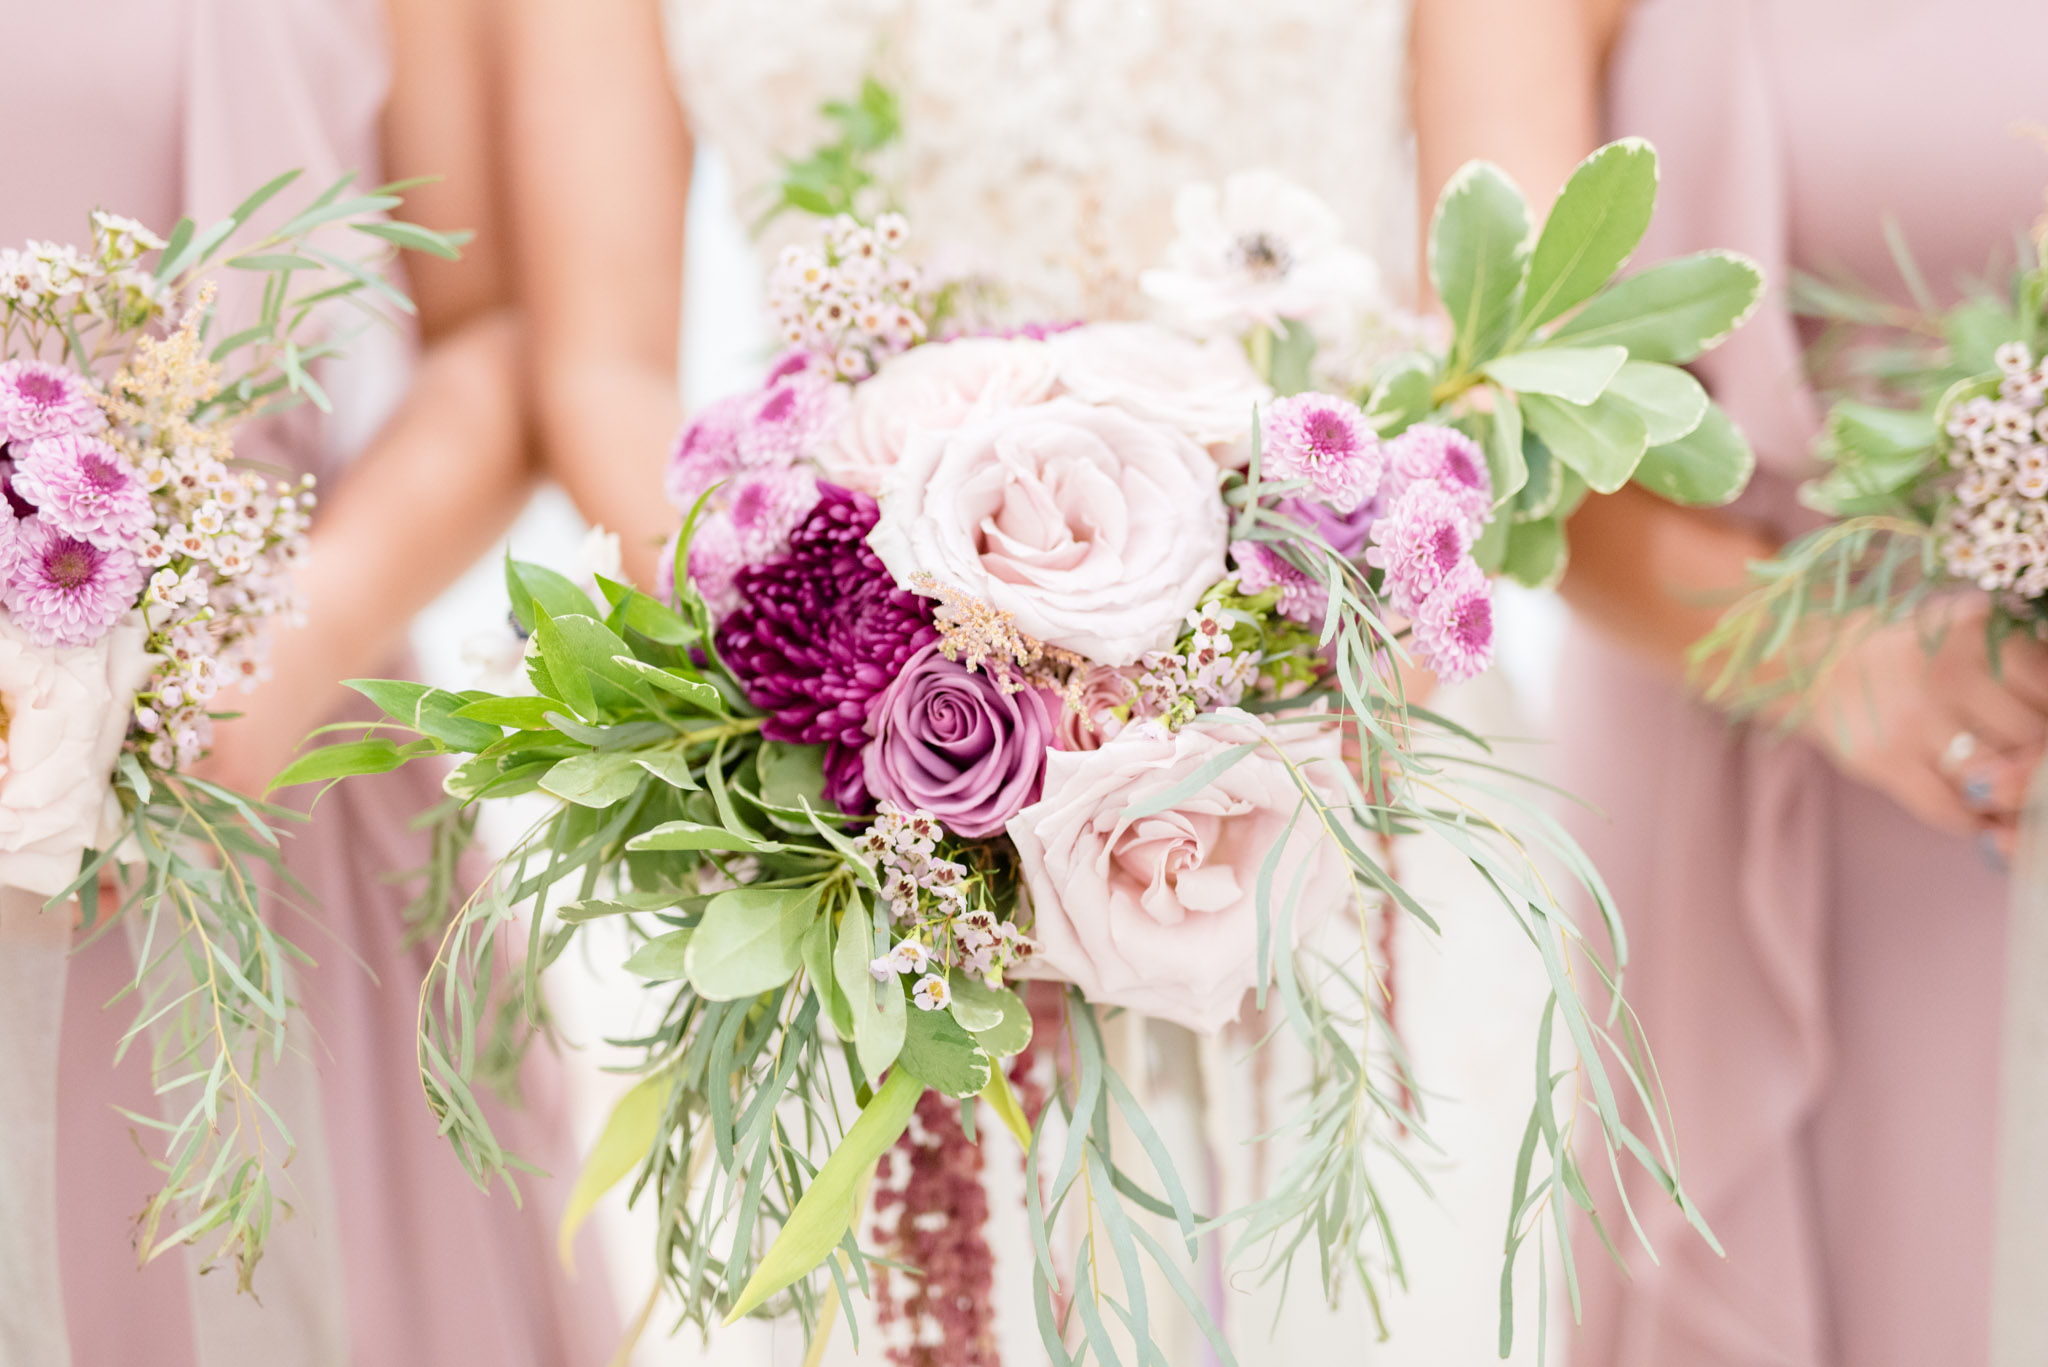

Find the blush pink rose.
[
  {"left": 822, "top": 336, "right": 1058, "bottom": 494},
  {"left": 1006, "top": 710, "right": 1352, "bottom": 1033},
  {"left": 1047, "top": 321, "right": 1270, "bottom": 462},
  {"left": 1052, "top": 665, "right": 1136, "bottom": 752},
  {"left": 868, "top": 397, "right": 1228, "bottom": 667}
]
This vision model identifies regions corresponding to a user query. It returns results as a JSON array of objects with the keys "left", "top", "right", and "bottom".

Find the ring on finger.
[
  {"left": 1940, "top": 729, "right": 1982, "bottom": 776},
  {"left": 1962, "top": 770, "right": 1999, "bottom": 811}
]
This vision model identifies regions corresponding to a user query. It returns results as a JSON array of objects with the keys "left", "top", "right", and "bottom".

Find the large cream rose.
[
  {"left": 0, "top": 610, "right": 150, "bottom": 895},
  {"left": 821, "top": 336, "right": 1058, "bottom": 494},
  {"left": 1006, "top": 711, "right": 1353, "bottom": 1033},
  {"left": 868, "top": 397, "right": 1227, "bottom": 666},
  {"left": 1047, "top": 321, "right": 1270, "bottom": 463}
]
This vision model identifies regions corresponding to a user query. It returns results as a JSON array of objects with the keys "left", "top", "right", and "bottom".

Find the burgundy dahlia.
[{"left": 716, "top": 483, "right": 937, "bottom": 811}]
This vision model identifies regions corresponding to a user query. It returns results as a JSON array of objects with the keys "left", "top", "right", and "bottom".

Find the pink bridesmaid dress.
[
  {"left": 1560, "top": 1, "right": 2048, "bottom": 1364},
  {"left": 4, "top": 2, "right": 616, "bottom": 1363}
]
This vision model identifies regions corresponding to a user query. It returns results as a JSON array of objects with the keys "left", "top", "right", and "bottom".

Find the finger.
[
  {"left": 1890, "top": 761, "right": 1980, "bottom": 840},
  {"left": 1992, "top": 635, "right": 2048, "bottom": 716},
  {"left": 1955, "top": 673, "right": 2048, "bottom": 755},
  {"left": 1958, "top": 755, "right": 2036, "bottom": 819}
]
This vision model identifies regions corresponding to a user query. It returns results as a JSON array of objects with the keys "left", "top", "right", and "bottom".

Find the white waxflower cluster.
[
  {"left": 1134, "top": 602, "right": 1262, "bottom": 732},
  {"left": 131, "top": 457, "right": 311, "bottom": 767},
  {"left": 856, "top": 800, "right": 1035, "bottom": 1005},
  {"left": 1941, "top": 341, "right": 2048, "bottom": 598},
  {"left": 0, "top": 213, "right": 165, "bottom": 331},
  {"left": 765, "top": 212, "right": 926, "bottom": 381}
]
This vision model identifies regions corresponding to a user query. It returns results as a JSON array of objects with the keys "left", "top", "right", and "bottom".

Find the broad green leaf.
[
  {"left": 855, "top": 970, "right": 907, "bottom": 1085},
  {"left": 623, "top": 930, "right": 693, "bottom": 980},
  {"left": 1470, "top": 496, "right": 1511, "bottom": 574},
  {"left": 634, "top": 748, "right": 701, "bottom": 790},
  {"left": 539, "top": 749, "right": 645, "bottom": 808},
  {"left": 535, "top": 614, "right": 649, "bottom": 719},
  {"left": 1830, "top": 399, "right": 1938, "bottom": 464},
  {"left": 1430, "top": 161, "right": 1532, "bottom": 369},
  {"left": 685, "top": 885, "right": 821, "bottom": 1000},
  {"left": 1487, "top": 396, "right": 1528, "bottom": 504},
  {"left": 345, "top": 678, "right": 431, "bottom": 723},
  {"left": 558, "top": 1070, "right": 671, "bottom": 1272},
  {"left": 410, "top": 687, "right": 505, "bottom": 751},
  {"left": 1630, "top": 401, "right": 1754, "bottom": 507},
  {"left": 961, "top": 982, "right": 1032, "bottom": 1059},
  {"left": 832, "top": 896, "right": 876, "bottom": 1041},
  {"left": 611, "top": 656, "right": 725, "bottom": 712},
  {"left": 1520, "top": 392, "right": 1650, "bottom": 494},
  {"left": 1363, "top": 353, "right": 1436, "bottom": 437},
  {"left": 1267, "top": 318, "right": 1317, "bottom": 397},
  {"left": 506, "top": 558, "right": 595, "bottom": 634},
  {"left": 723, "top": 1067, "right": 921, "bottom": 1323},
  {"left": 270, "top": 738, "right": 406, "bottom": 792},
  {"left": 945, "top": 976, "right": 1016, "bottom": 1033},
  {"left": 593, "top": 576, "right": 698, "bottom": 646},
  {"left": 1519, "top": 139, "right": 1658, "bottom": 333},
  {"left": 1481, "top": 346, "right": 1628, "bottom": 406},
  {"left": 1554, "top": 465, "right": 1591, "bottom": 521},
  {"left": 982, "top": 1067, "right": 1033, "bottom": 1148},
  {"left": 1550, "top": 250, "right": 1763, "bottom": 364},
  {"left": 627, "top": 819, "right": 779, "bottom": 853},
  {"left": 1501, "top": 516, "right": 1569, "bottom": 589},
  {"left": 1514, "top": 429, "right": 1561, "bottom": 522},
  {"left": 531, "top": 616, "right": 599, "bottom": 718},
  {"left": 452, "top": 695, "right": 559, "bottom": 730},
  {"left": 1602, "top": 359, "right": 1708, "bottom": 445},
  {"left": 756, "top": 743, "right": 829, "bottom": 816},
  {"left": 898, "top": 1005, "right": 993, "bottom": 1099}
]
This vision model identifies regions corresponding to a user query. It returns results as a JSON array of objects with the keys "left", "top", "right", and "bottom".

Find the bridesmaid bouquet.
[
  {"left": 1696, "top": 216, "right": 2048, "bottom": 707},
  {"left": 0, "top": 174, "right": 461, "bottom": 1287},
  {"left": 284, "top": 136, "right": 1755, "bottom": 1363}
]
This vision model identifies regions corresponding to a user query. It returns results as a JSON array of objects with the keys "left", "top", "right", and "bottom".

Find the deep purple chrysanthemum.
[
  {"left": 0, "top": 360, "right": 103, "bottom": 444},
  {"left": 1364, "top": 480, "right": 1470, "bottom": 614},
  {"left": 1231, "top": 540, "right": 1327, "bottom": 622},
  {"left": 1386, "top": 423, "right": 1491, "bottom": 531},
  {"left": 12, "top": 434, "right": 152, "bottom": 549},
  {"left": 1261, "top": 392, "right": 1382, "bottom": 512},
  {"left": 1412, "top": 558, "right": 1495, "bottom": 683},
  {"left": 716, "top": 484, "right": 937, "bottom": 811},
  {"left": 3, "top": 515, "right": 141, "bottom": 646}
]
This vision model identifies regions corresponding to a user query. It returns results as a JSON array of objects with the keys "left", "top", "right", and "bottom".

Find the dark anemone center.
[{"left": 1231, "top": 231, "right": 1293, "bottom": 280}]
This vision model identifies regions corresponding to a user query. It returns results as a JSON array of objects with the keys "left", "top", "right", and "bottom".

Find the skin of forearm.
[{"left": 533, "top": 354, "right": 682, "bottom": 588}]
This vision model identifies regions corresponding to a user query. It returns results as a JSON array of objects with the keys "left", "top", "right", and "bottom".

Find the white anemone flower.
[{"left": 1140, "top": 168, "right": 1381, "bottom": 332}]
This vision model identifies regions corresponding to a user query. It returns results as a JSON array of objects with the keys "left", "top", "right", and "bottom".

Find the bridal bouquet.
[
  {"left": 1, "top": 174, "right": 462, "bottom": 1286},
  {"left": 283, "top": 137, "right": 1754, "bottom": 1363}
]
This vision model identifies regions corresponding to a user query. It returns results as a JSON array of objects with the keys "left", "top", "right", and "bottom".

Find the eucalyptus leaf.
[
  {"left": 1551, "top": 249, "right": 1763, "bottom": 364},
  {"left": 898, "top": 1005, "right": 994, "bottom": 1099},
  {"left": 1481, "top": 346, "right": 1628, "bottom": 406},
  {"left": 685, "top": 885, "right": 822, "bottom": 1000},
  {"left": 1430, "top": 161, "right": 1532, "bottom": 369},
  {"left": 1518, "top": 139, "right": 1658, "bottom": 333},
  {"left": 1629, "top": 401, "right": 1754, "bottom": 507},
  {"left": 1603, "top": 358, "right": 1709, "bottom": 446},
  {"left": 1520, "top": 392, "right": 1650, "bottom": 494}
]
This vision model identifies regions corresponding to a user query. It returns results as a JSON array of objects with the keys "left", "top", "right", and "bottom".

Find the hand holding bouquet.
[{"left": 284, "top": 128, "right": 1760, "bottom": 1362}]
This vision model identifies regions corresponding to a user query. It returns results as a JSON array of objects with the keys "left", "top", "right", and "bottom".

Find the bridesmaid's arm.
[
  {"left": 501, "top": 0, "right": 694, "bottom": 589},
  {"left": 198, "top": 0, "right": 537, "bottom": 793}
]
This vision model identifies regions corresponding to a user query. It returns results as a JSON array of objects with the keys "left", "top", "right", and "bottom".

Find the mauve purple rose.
[
  {"left": 862, "top": 642, "right": 1059, "bottom": 838},
  {"left": 1276, "top": 494, "right": 1376, "bottom": 562}
]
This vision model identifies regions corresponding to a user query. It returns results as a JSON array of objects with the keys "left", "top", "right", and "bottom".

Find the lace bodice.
[{"left": 664, "top": 0, "right": 1416, "bottom": 318}]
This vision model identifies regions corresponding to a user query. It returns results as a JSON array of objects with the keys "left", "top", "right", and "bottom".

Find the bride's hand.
[{"left": 1802, "top": 598, "right": 2048, "bottom": 856}]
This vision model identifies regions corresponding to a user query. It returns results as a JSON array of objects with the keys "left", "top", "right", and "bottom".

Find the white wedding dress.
[{"left": 642, "top": 2, "right": 1562, "bottom": 1361}]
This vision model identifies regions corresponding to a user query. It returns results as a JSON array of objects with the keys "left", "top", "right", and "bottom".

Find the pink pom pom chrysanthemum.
[
  {"left": 12, "top": 433, "right": 153, "bottom": 549},
  {"left": 1260, "top": 392, "right": 1383, "bottom": 512},
  {"left": 1364, "top": 480, "right": 1471, "bottom": 614},
  {"left": 1412, "top": 558, "right": 1495, "bottom": 683},
  {"left": 0, "top": 360, "right": 103, "bottom": 444},
  {"left": 3, "top": 516, "right": 141, "bottom": 647}
]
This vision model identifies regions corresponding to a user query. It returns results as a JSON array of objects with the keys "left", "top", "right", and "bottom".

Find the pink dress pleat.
[
  {"left": 1562, "top": 2, "right": 2048, "bottom": 1364},
  {"left": 6, "top": 2, "right": 619, "bottom": 1363}
]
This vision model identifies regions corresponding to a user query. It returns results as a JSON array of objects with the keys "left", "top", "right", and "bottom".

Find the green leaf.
[
  {"left": 595, "top": 576, "right": 699, "bottom": 646},
  {"left": 1519, "top": 139, "right": 1659, "bottom": 333},
  {"left": 981, "top": 1067, "right": 1034, "bottom": 1148},
  {"left": 1481, "top": 345, "right": 1628, "bottom": 405},
  {"left": 1470, "top": 494, "right": 1511, "bottom": 573},
  {"left": 539, "top": 749, "right": 646, "bottom": 808},
  {"left": 898, "top": 1005, "right": 994, "bottom": 1099},
  {"left": 506, "top": 559, "right": 595, "bottom": 634},
  {"left": 269, "top": 738, "right": 406, "bottom": 792},
  {"left": 856, "top": 970, "right": 907, "bottom": 1085},
  {"left": 1551, "top": 250, "right": 1764, "bottom": 364},
  {"left": 1501, "top": 516, "right": 1569, "bottom": 589},
  {"left": 610, "top": 656, "right": 725, "bottom": 712},
  {"left": 1363, "top": 354, "right": 1436, "bottom": 437},
  {"left": 723, "top": 1067, "right": 921, "bottom": 1323},
  {"left": 755, "top": 743, "right": 829, "bottom": 814},
  {"left": 634, "top": 748, "right": 701, "bottom": 790},
  {"left": 452, "top": 695, "right": 559, "bottom": 730},
  {"left": 1267, "top": 319, "right": 1317, "bottom": 397},
  {"left": 1487, "top": 396, "right": 1528, "bottom": 504},
  {"left": 834, "top": 895, "right": 877, "bottom": 1052},
  {"left": 352, "top": 218, "right": 466, "bottom": 260},
  {"left": 558, "top": 1070, "right": 670, "bottom": 1272},
  {"left": 1602, "top": 360, "right": 1709, "bottom": 445},
  {"left": 627, "top": 819, "right": 780, "bottom": 854},
  {"left": 1630, "top": 400, "right": 1754, "bottom": 507},
  {"left": 345, "top": 678, "right": 432, "bottom": 724},
  {"left": 623, "top": 930, "right": 694, "bottom": 980},
  {"left": 1514, "top": 429, "right": 1561, "bottom": 522},
  {"left": 684, "top": 885, "right": 822, "bottom": 1000},
  {"left": 1123, "top": 743, "right": 1259, "bottom": 819},
  {"left": 1520, "top": 392, "right": 1650, "bottom": 494},
  {"left": 533, "top": 613, "right": 644, "bottom": 718},
  {"left": 410, "top": 688, "right": 505, "bottom": 751},
  {"left": 954, "top": 980, "right": 1032, "bottom": 1058},
  {"left": 1830, "top": 399, "right": 1938, "bottom": 464},
  {"left": 1430, "top": 161, "right": 1532, "bottom": 369}
]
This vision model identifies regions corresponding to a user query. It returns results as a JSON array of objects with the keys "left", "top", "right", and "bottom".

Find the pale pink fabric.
[
  {"left": 1562, "top": 2, "right": 2048, "bottom": 1364},
  {"left": 7, "top": 2, "right": 617, "bottom": 1363}
]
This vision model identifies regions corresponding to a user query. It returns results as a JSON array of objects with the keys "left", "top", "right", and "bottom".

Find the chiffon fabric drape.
[
  {"left": 1561, "top": 2, "right": 2048, "bottom": 1364},
  {"left": 0, "top": 3, "right": 616, "bottom": 1364}
]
